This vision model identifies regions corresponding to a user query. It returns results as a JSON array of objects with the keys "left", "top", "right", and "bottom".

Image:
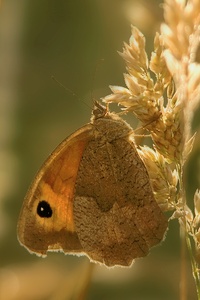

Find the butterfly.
[{"left": 17, "top": 101, "right": 167, "bottom": 267}]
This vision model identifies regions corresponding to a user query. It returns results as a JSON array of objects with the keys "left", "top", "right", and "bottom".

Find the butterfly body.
[{"left": 18, "top": 103, "right": 167, "bottom": 267}]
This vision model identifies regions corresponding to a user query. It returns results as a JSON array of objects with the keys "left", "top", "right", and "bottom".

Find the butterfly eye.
[{"left": 37, "top": 200, "right": 53, "bottom": 218}]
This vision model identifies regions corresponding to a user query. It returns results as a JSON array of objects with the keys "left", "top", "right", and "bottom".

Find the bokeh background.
[{"left": 0, "top": 0, "right": 199, "bottom": 299}]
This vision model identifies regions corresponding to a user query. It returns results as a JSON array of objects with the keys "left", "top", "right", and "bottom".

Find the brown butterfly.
[{"left": 17, "top": 101, "right": 167, "bottom": 267}]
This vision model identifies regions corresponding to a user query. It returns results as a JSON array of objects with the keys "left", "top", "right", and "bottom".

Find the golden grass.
[{"left": 104, "top": 0, "right": 200, "bottom": 298}]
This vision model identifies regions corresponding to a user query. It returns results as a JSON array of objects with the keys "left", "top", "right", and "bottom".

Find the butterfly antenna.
[{"left": 51, "top": 75, "right": 91, "bottom": 110}]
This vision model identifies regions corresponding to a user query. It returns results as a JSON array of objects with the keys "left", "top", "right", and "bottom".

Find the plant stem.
[
  {"left": 185, "top": 232, "right": 200, "bottom": 299},
  {"left": 178, "top": 163, "right": 200, "bottom": 299},
  {"left": 180, "top": 224, "right": 187, "bottom": 300}
]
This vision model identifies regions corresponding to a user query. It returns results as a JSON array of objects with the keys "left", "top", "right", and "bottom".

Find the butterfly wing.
[
  {"left": 17, "top": 124, "right": 93, "bottom": 256},
  {"left": 73, "top": 116, "right": 167, "bottom": 267}
]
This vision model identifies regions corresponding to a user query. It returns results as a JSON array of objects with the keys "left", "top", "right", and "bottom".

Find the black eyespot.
[{"left": 37, "top": 200, "right": 52, "bottom": 218}]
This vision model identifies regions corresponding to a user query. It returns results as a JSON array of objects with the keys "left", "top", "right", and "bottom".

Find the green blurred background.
[{"left": 0, "top": 0, "right": 199, "bottom": 299}]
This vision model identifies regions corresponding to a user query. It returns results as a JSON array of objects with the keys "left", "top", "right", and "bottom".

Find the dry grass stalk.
[{"left": 103, "top": 0, "right": 200, "bottom": 297}]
